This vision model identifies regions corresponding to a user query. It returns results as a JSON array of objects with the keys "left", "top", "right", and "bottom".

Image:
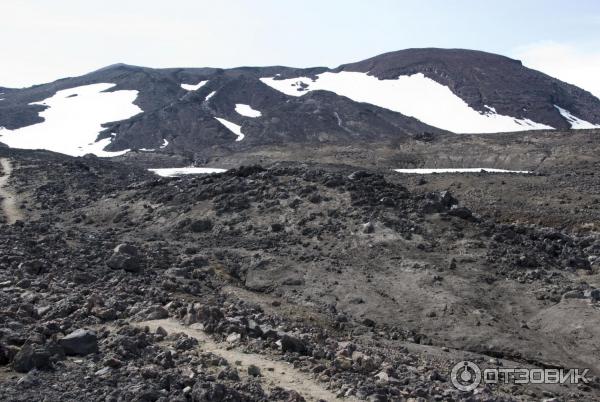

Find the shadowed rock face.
[{"left": 1, "top": 48, "right": 599, "bottom": 156}]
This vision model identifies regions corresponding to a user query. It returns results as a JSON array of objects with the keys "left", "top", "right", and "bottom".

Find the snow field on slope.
[
  {"left": 205, "top": 91, "right": 216, "bottom": 101},
  {"left": 215, "top": 117, "right": 244, "bottom": 141},
  {"left": 261, "top": 72, "right": 553, "bottom": 134},
  {"left": 0, "top": 83, "right": 142, "bottom": 157},
  {"left": 235, "top": 104, "right": 262, "bottom": 117},
  {"left": 181, "top": 81, "right": 208, "bottom": 91},
  {"left": 394, "top": 168, "right": 531, "bottom": 174},
  {"left": 555, "top": 105, "right": 600, "bottom": 129},
  {"left": 149, "top": 167, "right": 227, "bottom": 177}
]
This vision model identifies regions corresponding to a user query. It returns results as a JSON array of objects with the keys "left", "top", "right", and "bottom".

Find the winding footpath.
[
  {"left": 136, "top": 319, "right": 357, "bottom": 402},
  {"left": 0, "top": 158, "right": 23, "bottom": 224}
]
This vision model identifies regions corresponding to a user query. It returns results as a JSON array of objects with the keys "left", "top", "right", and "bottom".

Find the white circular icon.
[{"left": 451, "top": 361, "right": 482, "bottom": 391}]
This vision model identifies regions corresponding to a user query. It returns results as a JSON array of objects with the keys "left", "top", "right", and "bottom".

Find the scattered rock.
[
  {"left": 563, "top": 290, "right": 586, "bottom": 300},
  {"left": 58, "top": 329, "right": 98, "bottom": 356},
  {"left": 190, "top": 219, "right": 213, "bottom": 233},
  {"left": 12, "top": 344, "right": 51, "bottom": 373},
  {"left": 247, "top": 364, "right": 261, "bottom": 377},
  {"left": 144, "top": 306, "right": 169, "bottom": 320},
  {"left": 106, "top": 243, "right": 142, "bottom": 273},
  {"left": 280, "top": 334, "right": 309, "bottom": 355},
  {"left": 18, "top": 260, "right": 45, "bottom": 275}
]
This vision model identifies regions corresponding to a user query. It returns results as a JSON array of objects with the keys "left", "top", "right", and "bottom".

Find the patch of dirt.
[
  {"left": 0, "top": 158, "right": 24, "bottom": 224},
  {"left": 136, "top": 319, "right": 357, "bottom": 402}
]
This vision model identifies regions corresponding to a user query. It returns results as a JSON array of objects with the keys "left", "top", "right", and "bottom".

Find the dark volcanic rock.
[
  {"left": 18, "top": 260, "right": 45, "bottom": 275},
  {"left": 191, "top": 381, "right": 243, "bottom": 402},
  {"left": 12, "top": 344, "right": 51, "bottom": 373},
  {"left": 58, "top": 329, "right": 98, "bottom": 356},
  {"left": 106, "top": 243, "right": 142, "bottom": 272},
  {"left": 280, "top": 334, "right": 309, "bottom": 355},
  {"left": 190, "top": 219, "right": 214, "bottom": 233}
]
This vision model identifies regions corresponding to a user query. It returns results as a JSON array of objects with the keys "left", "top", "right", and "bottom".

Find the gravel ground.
[{"left": 0, "top": 144, "right": 599, "bottom": 401}]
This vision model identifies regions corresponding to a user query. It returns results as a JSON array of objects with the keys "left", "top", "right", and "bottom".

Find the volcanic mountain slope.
[
  {"left": 334, "top": 48, "right": 600, "bottom": 129},
  {"left": 1, "top": 146, "right": 600, "bottom": 401},
  {"left": 1, "top": 49, "right": 599, "bottom": 157},
  {"left": 100, "top": 75, "right": 446, "bottom": 155}
]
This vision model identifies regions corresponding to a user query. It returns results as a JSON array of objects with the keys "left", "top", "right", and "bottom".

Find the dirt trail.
[
  {"left": 0, "top": 158, "right": 23, "bottom": 224},
  {"left": 136, "top": 319, "right": 357, "bottom": 402}
]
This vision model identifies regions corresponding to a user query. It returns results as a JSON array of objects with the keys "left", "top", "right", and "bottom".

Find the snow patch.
[
  {"left": 181, "top": 81, "right": 208, "bottom": 91},
  {"left": 0, "top": 83, "right": 141, "bottom": 157},
  {"left": 261, "top": 72, "right": 553, "bottom": 134},
  {"left": 235, "top": 104, "right": 262, "bottom": 118},
  {"left": 394, "top": 168, "right": 531, "bottom": 174},
  {"left": 160, "top": 139, "right": 169, "bottom": 149},
  {"left": 554, "top": 105, "right": 600, "bottom": 129},
  {"left": 149, "top": 167, "right": 227, "bottom": 177},
  {"left": 205, "top": 91, "right": 216, "bottom": 101},
  {"left": 215, "top": 117, "right": 244, "bottom": 141}
]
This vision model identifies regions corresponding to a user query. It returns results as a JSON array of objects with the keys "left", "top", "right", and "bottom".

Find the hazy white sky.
[{"left": 1, "top": 0, "right": 599, "bottom": 97}]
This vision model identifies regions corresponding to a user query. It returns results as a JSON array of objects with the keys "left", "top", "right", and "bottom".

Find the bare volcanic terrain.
[
  {"left": 1, "top": 138, "right": 599, "bottom": 401},
  {"left": 1, "top": 46, "right": 600, "bottom": 402}
]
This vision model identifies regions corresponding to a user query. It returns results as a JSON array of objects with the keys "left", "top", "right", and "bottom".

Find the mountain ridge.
[{"left": 1, "top": 48, "right": 599, "bottom": 157}]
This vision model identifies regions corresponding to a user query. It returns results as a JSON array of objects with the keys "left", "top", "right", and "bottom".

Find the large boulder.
[
  {"left": 420, "top": 191, "right": 459, "bottom": 213},
  {"left": 0, "top": 342, "right": 11, "bottom": 365},
  {"left": 18, "top": 260, "right": 45, "bottom": 275},
  {"left": 12, "top": 344, "right": 51, "bottom": 373},
  {"left": 144, "top": 306, "right": 169, "bottom": 320},
  {"left": 106, "top": 243, "right": 142, "bottom": 273},
  {"left": 448, "top": 206, "right": 473, "bottom": 220},
  {"left": 280, "top": 333, "right": 309, "bottom": 355},
  {"left": 59, "top": 329, "right": 98, "bottom": 356},
  {"left": 587, "top": 288, "right": 600, "bottom": 301},
  {"left": 190, "top": 219, "right": 213, "bottom": 233}
]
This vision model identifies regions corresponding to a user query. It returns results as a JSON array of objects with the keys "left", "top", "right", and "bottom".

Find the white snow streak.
[
  {"left": 160, "top": 139, "right": 169, "bottom": 148},
  {"left": 554, "top": 105, "right": 600, "bottom": 129},
  {"left": 149, "top": 167, "right": 227, "bottom": 177},
  {"left": 0, "top": 83, "right": 141, "bottom": 157},
  {"left": 205, "top": 91, "right": 216, "bottom": 101},
  {"left": 215, "top": 117, "right": 244, "bottom": 141},
  {"left": 394, "top": 168, "right": 531, "bottom": 174},
  {"left": 235, "top": 104, "right": 262, "bottom": 118},
  {"left": 181, "top": 81, "right": 208, "bottom": 91},
  {"left": 261, "top": 72, "right": 553, "bottom": 134}
]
